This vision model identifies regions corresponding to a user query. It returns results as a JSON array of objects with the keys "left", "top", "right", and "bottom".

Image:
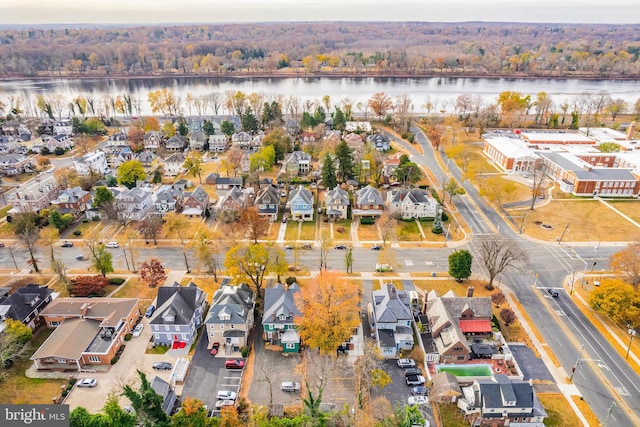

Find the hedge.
[{"left": 109, "top": 278, "right": 126, "bottom": 285}]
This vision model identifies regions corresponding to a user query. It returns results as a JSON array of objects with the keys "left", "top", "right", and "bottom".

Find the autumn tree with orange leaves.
[
  {"left": 610, "top": 242, "right": 640, "bottom": 290},
  {"left": 295, "top": 270, "right": 360, "bottom": 354},
  {"left": 240, "top": 206, "right": 269, "bottom": 244}
]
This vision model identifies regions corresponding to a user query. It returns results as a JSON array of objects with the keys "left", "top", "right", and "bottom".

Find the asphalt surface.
[{"left": 509, "top": 344, "right": 555, "bottom": 382}]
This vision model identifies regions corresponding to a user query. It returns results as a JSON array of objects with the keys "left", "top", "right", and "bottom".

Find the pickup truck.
[{"left": 281, "top": 381, "right": 301, "bottom": 392}]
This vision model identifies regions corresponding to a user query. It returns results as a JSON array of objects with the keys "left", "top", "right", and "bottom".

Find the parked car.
[
  {"left": 0, "top": 242, "right": 5, "bottom": 248},
  {"left": 407, "top": 395, "right": 429, "bottom": 406},
  {"left": 371, "top": 245, "right": 382, "bottom": 250},
  {"left": 77, "top": 378, "right": 97, "bottom": 388},
  {"left": 334, "top": 244, "right": 347, "bottom": 250},
  {"left": 285, "top": 245, "right": 294, "bottom": 250},
  {"left": 547, "top": 288, "right": 559, "bottom": 298},
  {"left": 282, "top": 216, "right": 288, "bottom": 223},
  {"left": 132, "top": 324, "right": 144, "bottom": 337},
  {"left": 281, "top": 382, "right": 301, "bottom": 392},
  {"left": 397, "top": 358, "right": 416, "bottom": 368},
  {"left": 375, "top": 263, "right": 393, "bottom": 272},
  {"left": 225, "top": 359, "right": 245, "bottom": 370},
  {"left": 216, "top": 390, "right": 237, "bottom": 400},
  {"left": 105, "top": 241, "right": 119, "bottom": 248},
  {"left": 301, "top": 244, "right": 313, "bottom": 249},
  {"left": 411, "top": 386, "right": 429, "bottom": 396},
  {"left": 405, "top": 375, "right": 426, "bottom": 386},
  {"left": 75, "top": 255, "right": 85, "bottom": 261},
  {"left": 153, "top": 361, "right": 172, "bottom": 370},
  {"left": 210, "top": 342, "right": 220, "bottom": 356},
  {"left": 404, "top": 368, "right": 423, "bottom": 377},
  {"left": 215, "top": 400, "right": 235, "bottom": 409},
  {"left": 145, "top": 305, "right": 155, "bottom": 317},
  {"left": 61, "top": 241, "right": 73, "bottom": 248}
]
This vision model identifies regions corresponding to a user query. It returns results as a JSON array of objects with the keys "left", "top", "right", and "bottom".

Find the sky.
[{"left": 0, "top": 0, "right": 639, "bottom": 26}]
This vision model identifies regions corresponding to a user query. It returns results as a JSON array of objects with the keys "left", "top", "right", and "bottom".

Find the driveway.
[
  {"left": 181, "top": 330, "right": 244, "bottom": 409},
  {"left": 509, "top": 343, "right": 555, "bottom": 382},
  {"left": 64, "top": 317, "right": 181, "bottom": 413}
]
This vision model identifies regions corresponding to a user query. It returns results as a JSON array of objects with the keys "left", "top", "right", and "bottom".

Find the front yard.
[
  {"left": 111, "top": 277, "right": 157, "bottom": 312},
  {"left": 396, "top": 219, "right": 423, "bottom": 241}
]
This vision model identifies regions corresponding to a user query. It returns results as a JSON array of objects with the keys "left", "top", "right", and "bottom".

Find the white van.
[{"left": 281, "top": 382, "right": 300, "bottom": 392}]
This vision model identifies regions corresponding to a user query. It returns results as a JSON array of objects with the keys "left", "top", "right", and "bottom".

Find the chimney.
[
  {"left": 284, "top": 283, "right": 289, "bottom": 292},
  {"left": 467, "top": 286, "right": 475, "bottom": 298},
  {"left": 627, "top": 122, "right": 637, "bottom": 141},
  {"left": 80, "top": 303, "right": 89, "bottom": 317}
]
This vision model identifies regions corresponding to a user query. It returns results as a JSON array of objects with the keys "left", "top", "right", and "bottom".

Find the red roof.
[{"left": 459, "top": 319, "right": 492, "bottom": 333}]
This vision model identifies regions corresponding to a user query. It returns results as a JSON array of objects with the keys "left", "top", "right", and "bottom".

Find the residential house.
[
  {"left": 149, "top": 282, "right": 207, "bottom": 347},
  {"left": 344, "top": 132, "right": 364, "bottom": 150},
  {"left": 206, "top": 174, "right": 243, "bottom": 190},
  {"left": 367, "top": 133, "right": 391, "bottom": 151},
  {"left": 50, "top": 186, "right": 91, "bottom": 217},
  {"left": 135, "top": 150, "right": 158, "bottom": 171},
  {"left": 218, "top": 187, "right": 247, "bottom": 213},
  {"left": 173, "top": 179, "right": 193, "bottom": 192},
  {"left": 144, "top": 130, "right": 164, "bottom": 150},
  {"left": 232, "top": 131, "right": 252, "bottom": 148},
  {"left": 425, "top": 289, "right": 493, "bottom": 363},
  {"left": 371, "top": 283, "right": 414, "bottom": 357},
  {"left": 33, "top": 134, "right": 73, "bottom": 154},
  {"left": 324, "top": 186, "right": 349, "bottom": 220},
  {"left": 283, "top": 151, "right": 312, "bottom": 177},
  {"left": 114, "top": 187, "right": 153, "bottom": 222},
  {"left": 323, "top": 132, "right": 341, "bottom": 146},
  {"left": 7, "top": 175, "right": 59, "bottom": 214},
  {"left": 205, "top": 283, "right": 255, "bottom": 353},
  {"left": 189, "top": 131, "right": 206, "bottom": 151},
  {"left": 289, "top": 185, "right": 314, "bottom": 221},
  {"left": 383, "top": 153, "right": 403, "bottom": 177},
  {"left": 0, "top": 284, "right": 54, "bottom": 331},
  {"left": 387, "top": 188, "right": 439, "bottom": 220},
  {"left": 165, "top": 135, "right": 186, "bottom": 152},
  {"left": 300, "top": 132, "right": 316, "bottom": 143},
  {"left": 431, "top": 372, "right": 463, "bottom": 403},
  {"left": 208, "top": 134, "right": 229, "bottom": 152},
  {"left": 0, "top": 153, "right": 34, "bottom": 176},
  {"left": 181, "top": 185, "right": 209, "bottom": 217},
  {"left": 457, "top": 374, "right": 547, "bottom": 426},
  {"left": 151, "top": 376, "right": 178, "bottom": 416},
  {"left": 74, "top": 151, "right": 110, "bottom": 176},
  {"left": 262, "top": 283, "right": 302, "bottom": 353},
  {"left": 32, "top": 298, "right": 140, "bottom": 370},
  {"left": 53, "top": 119, "right": 73, "bottom": 136},
  {"left": 354, "top": 185, "right": 384, "bottom": 217},
  {"left": 345, "top": 121, "right": 372, "bottom": 133},
  {"left": 104, "top": 132, "right": 129, "bottom": 155},
  {"left": 164, "top": 152, "right": 187, "bottom": 177},
  {"left": 109, "top": 147, "right": 135, "bottom": 169},
  {"left": 150, "top": 185, "right": 183, "bottom": 217},
  {"left": 240, "top": 152, "right": 251, "bottom": 173},
  {"left": 254, "top": 185, "right": 280, "bottom": 220}
]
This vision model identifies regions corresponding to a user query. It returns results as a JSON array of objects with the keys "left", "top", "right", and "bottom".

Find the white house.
[
  {"left": 164, "top": 153, "right": 187, "bottom": 177},
  {"left": 371, "top": 283, "right": 414, "bottom": 357},
  {"left": 387, "top": 188, "right": 439, "bottom": 220},
  {"left": 114, "top": 187, "right": 153, "bottom": 222},
  {"left": 324, "top": 186, "right": 349, "bottom": 220},
  {"left": 73, "top": 151, "right": 110, "bottom": 176}
]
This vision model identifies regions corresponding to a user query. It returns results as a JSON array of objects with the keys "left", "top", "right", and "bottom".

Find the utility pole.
[
  {"left": 557, "top": 223, "right": 570, "bottom": 245},
  {"left": 519, "top": 212, "right": 527, "bottom": 234},
  {"left": 627, "top": 327, "right": 636, "bottom": 360},
  {"left": 602, "top": 401, "right": 616, "bottom": 427},
  {"left": 8, "top": 246, "right": 19, "bottom": 271},
  {"left": 570, "top": 344, "right": 585, "bottom": 382}
]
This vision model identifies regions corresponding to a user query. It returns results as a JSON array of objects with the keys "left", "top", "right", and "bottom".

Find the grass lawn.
[
  {"left": 146, "top": 345, "right": 170, "bottom": 355},
  {"left": 608, "top": 199, "right": 640, "bottom": 224},
  {"left": 418, "top": 219, "right": 450, "bottom": 243},
  {"left": 111, "top": 278, "right": 157, "bottom": 312},
  {"left": 284, "top": 221, "right": 299, "bottom": 241},
  {"left": 0, "top": 220, "right": 15, "bottom": 238},
  {"left": 299, "top": 221, "right": 316, "bottom": 240},
  {"left": 67, "top": 219, "right": 102, "bottom": 237},
  {"left": 200, "top": 184, "right": 219, "bottom": 201},
  {"left": 412, "top": 279, "right": 497, "bottom": 298},
  {"left": 538, "top": 393, "right": 589, "bottom": 427},
  {"left": 180, "top": 276, "right": 221, "bottom": 299},
  {"left": 0, "top": 204, "right": 12, "bottom": 218},
  {"left": 507, "top": 200, "right": 640, "bottom": 242},
  {"left": 332, "top": 220, "right": 351, "bottom": 241},
  {"left": 3, "top": 328, "right": 69, "bottom": 404},
  {"left": 397, "top": 220, "right": 423, "bottom": 241},
  {"left": 358, "top": 223, "right": 379, "bottom": 241},
  {"left": 436, "top": 403, "right": 469, "bottom": 427},
  {"left": 264, "top": 222, "right": 280, "bottom": 241}
]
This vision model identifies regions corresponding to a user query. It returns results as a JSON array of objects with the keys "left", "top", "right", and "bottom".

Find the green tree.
[
  {"left": 91, "top": 244, "right": 114, "bottom": 277},
  {"left": 599, "top": 142, "right": 622, "bottom": 153},
  {"left": 250, "top": 146, "right": 276, "bottom": 172},
  {"left": 92, "top": 186, "right": 117, "bottom": 219},
  {"left": 49, "top": 210, "right": 74, "bottom": 230},
  {"left": 202, "top": 119, "right": 215, "bottom": 137},
  {"left": 117, "top": 160, "right": 146, "bottom": 189},
  {"left": 395, "top": 156, "right": 423, "bottom": 187},
  {"left": 177, "top": 120, "right": 189, "bottom": 137},
  {"left": 335, "top": 140, "right": 354, "bottom": 183},
  {"left": 220, "top": 120, "right": 235, "bottom": 137},
  {"left": 449, "top": 249, "right": 473, "bottom": 281},
  {"left": 332, "top": 106, "right": 346, "bottom": 130},
  {"left": 123, "top": 370, "right": 170, "bottom": 427},
  {"left": 444, "top": 178, "right": 466, "bottom": 205},
  {"left": 170, "top": 398, "right": 213, "bottom": 427},
  {"left": 262, "top": 128, "right": 292, "bottom": 162},
  {"left": 224, "top": 243, "right": 287, "bottom": 298},
  {"left": 0, "top": 319, "right": 33, "bottom": 377},
  {"left": 241, "top": 106, "right": 259, "bottom": 132},
  {"left": 321, "top": 153, "right": 338, "bottom": 190},
  {"left": 183, "top": 153, "right": 203, "bottom": 184}
]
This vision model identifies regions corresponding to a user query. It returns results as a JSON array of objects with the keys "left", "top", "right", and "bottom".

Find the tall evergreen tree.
[
  {"left": 241, "top": 106, "right": 259, "bottom": 132},
  {"left": 122, "top": 370, "right": 170, "bottom": 427},
  {"left": 335, "top": 140, "right": 354, "bottom": 183},
  {"left": 332, "top": 106, "right": 346, "bottom": 130},
  {"left": 321, "top": 154, "right": 337, "bottom": 189}
]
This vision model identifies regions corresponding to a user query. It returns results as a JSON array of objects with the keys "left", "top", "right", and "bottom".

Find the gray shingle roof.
[
  {"left": 205, "top": 284, "right": 254, "bottom": 326},
  {"left": 262, "top": 283, "right": 301, "bottom": 326},
  {"left": 150, "top": 282, "right": 204, "bottom": 326},
  {"left": 325, "top": 187, "right": 349, "bottom": 207},
  {"left": 478, "top": 375, "right": 537, "bottom": 413},
  {"left": 289, "top": 185, "right": 313, "bottom": 204},
  {"left": 356, "top": 185, "right": 384, "bottom": 206},
  {"left": 372, "top": 284, "right": 412, "bottom": 323},
  {"left": 255, "top": 185, "right": 280, "bottom": 205},
  {"left": 0, "top": 284, "right": 52, "bottom": 323}
]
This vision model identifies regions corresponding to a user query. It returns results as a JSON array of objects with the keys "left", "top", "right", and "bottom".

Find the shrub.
[
  {"left": 54, "top": 147, "right": 65, "bottom": 156},
  {"left": 108, "top": 278, "right": 126, "bottom": 285},
  {"left": 360, "top": 217, "right": 375, "bottom": 225},
  {"left": 61, "top": 390, "right": 68, "bottom": 397},
  {"left": 68, "top": 378, "right": 77, "bottom": 386},
  {"left": 82, "top": 219, "right": 89, "bottom": 223},
  {"left": 499, "top": 308, "right": 516, "bottom": 326},
  {"left": 285, "top": 276, "right": 297, "bottom": 286},
  {"left": 110, "top": 356, "right": 119, "bottom": 364},
  {"left": 124, "top": 334, "right": 132, "bottom": 341},
  {"left": 72, "top": 230, "right": 81, "bottom": 236},
  {"left": 240, "top": 346, "right": 251, "bottom": 357}
]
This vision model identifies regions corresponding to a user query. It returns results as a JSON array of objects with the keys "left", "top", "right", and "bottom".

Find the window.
[
  {"left": 49, "top": 321, "right": 60, "bottom": 327},
  {"left": 230, "top": 324, "right": 235, "bottom": 329},
  {"left": 89, "top": 356, "right": 100, "bottom": 362},
  {"left": 175, "top": 326, "right": 179, "bottom": 331},
  {"left": 220, "top": 324, "right": 225, "bottom": 329},
  {"left": 165, "top": 326, "right": 170, "bottom": 331},
  {"left": 457, "top": 356, "right": 466, "bottom": 360},
  {"left": 286, "top": 343, "right": 296, "bottom": 349}
]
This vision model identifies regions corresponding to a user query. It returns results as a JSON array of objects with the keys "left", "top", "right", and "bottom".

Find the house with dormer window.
[
  {"left": 181, "top": 186, "right": 209, "bottom": 217},
  {"left": 262, "top": 283, "right": 302, "bottom": 353},
  {"left": 149, "top": 282, "right": 207, "bottom": 347},
  {"left": 205, "top": 284, "right": 255, "bottom": 354},
  {"left": 164, "top": 153, "right": 187, "bottom": 177},
  {"left": 371, "top": 283, "right": 414, "bottom": 357},
  {"left": 324, "top": 186, "right": 349, "bottom": 220},
  {"left": 282, "top": 151, "right": 311, "bottom": 177},
  {"left": 354, "top": 185, "right": 384, "bottom": 217},
  {"left": 254, "top": 185, "right": 280, "bottom": 220},
  {"left": 150, "top": 185, "right": 183, "bottom": 217},
  {"left": 144, "top": 130, "right": 164, "bottom": 150},
  {"left": 50, "top": 186, "right": 91, "bottom": 217},
  {"left": 387, "top": 188, "right": 439, "bottom": 220},
  {"left": 289, "top": 185, "right": 314, "bottom": 221},
  {"left": 0, "top": 284, "right": 53, "bottom": 331}
]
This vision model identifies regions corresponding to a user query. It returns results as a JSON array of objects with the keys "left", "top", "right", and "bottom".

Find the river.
[{"left": 1, "top": 76, "right": 639, "bottom": 116}]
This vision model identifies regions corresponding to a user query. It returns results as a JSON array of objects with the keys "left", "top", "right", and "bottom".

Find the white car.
[
  {"left": 408, "top": 395, "right": 429, "bottom": 406},
  {"left": 77, "top": 378, "right": 97, "bottom": 388},
  {"left": 105, "top": 242, "right": 119, "bottom": 248},
  {"left": 215, "top": 400, "right": 235, "bottom": 409},
  {"left": 132, "top": 324, "right": 143, "bottom": 337},
  {"left": 216, "top": 390, "right": 237, "bottom": 400}
]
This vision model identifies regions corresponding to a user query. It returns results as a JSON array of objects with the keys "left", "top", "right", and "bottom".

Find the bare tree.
[
  {"left": 476, "top": 238, "right": 528, "bottom": 290},
  {"left": 529, "top": 162, "right": 550, "bottom": 210},
  {"left": 378, "top": 212, "right": 397, "bottom": 246},
  {"left": 13, "top": 213, "right": 41, "bottom": 272}
]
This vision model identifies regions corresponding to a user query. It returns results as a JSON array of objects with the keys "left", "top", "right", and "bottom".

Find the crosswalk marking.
[{"left": 405, "top": 259, "right": 414, "bottom": 267}]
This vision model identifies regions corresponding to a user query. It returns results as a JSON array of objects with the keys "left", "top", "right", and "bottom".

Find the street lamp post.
[
  {"left": 626, "top": 326, "right": 636, "bottom": 360},
  {"left": 570, "top": 345, "right": 585, "bottom": 382}
]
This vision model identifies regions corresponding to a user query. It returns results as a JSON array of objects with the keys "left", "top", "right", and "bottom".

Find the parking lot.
[{"left": 181, "top": 332, "right": 243, "bottom": 410}]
